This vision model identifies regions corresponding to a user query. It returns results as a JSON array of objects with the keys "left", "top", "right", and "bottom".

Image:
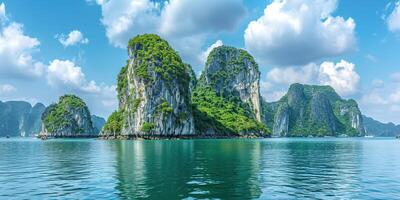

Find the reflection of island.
[
  {"left": 112, "top": 140, "right": 263, "bottom": 199},
  {"left": 184, "top": 140, "right": 263, "bottom": 199},
  {"left": 113, "top": 140, "right": 197, "bottom": 199}
]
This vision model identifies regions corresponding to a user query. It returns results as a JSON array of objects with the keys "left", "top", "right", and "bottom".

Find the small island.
[{"left": 39, "top": 95, "right": 97, "bottom": 139}]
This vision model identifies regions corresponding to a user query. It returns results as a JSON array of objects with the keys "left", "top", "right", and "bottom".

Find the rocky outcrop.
[
  {"left": 91, "top": 115, "right": 106, "bottom": 134},
  {"left": 193, "top": 46, "right": 268, "bottom": 136},
  {"left": 40, "top": 95, "right": 96, "bottom": 137},
  {"left": 272, "top": 103, "right": 289, "bottom": 137},
  {"left": 198, "top": 46, "right": 262, "bottom": 122},
  {"left": 0, "top": 101, "right": 45, "bottom": 137},
  {"left": 263, "top": 83, "right": 365, "bottom": 137},
  {"left": 363, "top": 115, "right": 400, "bottom": 137},
  {"left": 103, "top": 34, "right": 195, "bottom": 137}
]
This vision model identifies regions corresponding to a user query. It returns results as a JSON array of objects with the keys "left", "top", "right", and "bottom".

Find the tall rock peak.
[
  {"left": 193, "top": 46, "right": 269, "bottom": 136},
  {"left": 104, "top": 34, "right": 195, "bottom": 137},
  {"left": 198, "top": 46, "right": 262, "bottom": 122}
]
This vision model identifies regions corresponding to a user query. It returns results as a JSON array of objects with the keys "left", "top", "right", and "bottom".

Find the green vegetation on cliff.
[
  {"left": 102, "top": 111, "right": 123, "bottom": 136},
  {"left": 200, "top": 46, "right": 259, "bottom": 90},
  {"left": 193, "top": 45, "right": 268, "bottom": 136},
  {"left": 264, "top": 83, "right": 364, "bottom": 137},
  {"left": 192, "top": 88, "right": 269, "bottom": 136},
  {"left": 127, "top": 34, "right": 190, "bottom": 87},
  {"left": 42, "top": 95, "right": 93, "bottom": 135}
]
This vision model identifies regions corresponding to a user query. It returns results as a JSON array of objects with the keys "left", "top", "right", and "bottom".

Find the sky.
[{"left": 0, "top": 0, "right": 400, "bottom": 124}]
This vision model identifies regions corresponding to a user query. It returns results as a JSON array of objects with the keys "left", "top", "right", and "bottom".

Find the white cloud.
[
  {"left": 390, "top": 90, "right": 400, "bottom": 103},
  {"left": 244, "top": 0, "right": 356, "bottom": 66},
  {"left": 0, "top": 2, "right": 116, "bottom": 118},
  {"left": 47, "top": 59, "right": 85, "bottom": 88},
  {"left": 47, "top": 59, "right": 114, "bottom": 95},
  {"left": 360, "top": 88, "right": 400, "bottom": 124},
  {"left": 46, "top": 59, "right": 117, "bottom": 117},
  {"left": 57, "top": 30, "right": 89, "bottom": 47},
  {"left": 0, "top": 3, "right": 7, "bottom": 23},
  {"left": 92, "top": 0, "right": 245, "bottom": 68},
  {"left": 0, "top": 22, "right": 45, "bottom": 79},
  {"left": 265, "top": 60, "right": 360, "bottom": 98},
  {"left": 97, "top": 0, "right": 161, "bottom": 48},
  {"left": 260, "top": 81, "right": 286, "bottom": 102},
  {"left": 361, "top": 92, "right": 388, "bottom": 106},
  {"left": 199, "top": 40, "right": 223, "bottom": 64},
  {"left": 0, "top": 84, "right": 16, "bottom": 94},
  {"left": 319, "top": 60, "right": 360, "bottom": 96},
  {"left": 387, "top": 2, "right": 400, "bottom": 32},
  {"left": 267, "top": 63, "right": 319, "bottom": 85},
  {"left": 160, "top": 0, "right": 245, "bottom": 36},
  {"left": 0, "top": 3, "right": 45, "bottom": 79}
]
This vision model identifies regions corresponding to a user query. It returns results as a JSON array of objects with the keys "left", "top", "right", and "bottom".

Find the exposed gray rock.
[
  {"left": 114, "top": 34, "right": 195, "bottom": 136},
  {"left": 0, "top": 101, "right": 45, "bottom": 137},
  {"left": 263, "top": 83, "right": 365, "bottom": 137},
  {"left": 91, "top": 115, "right": 106, "bottom": 134},
  {"left": 40, "top": 95, "right": 96, "bottom": 137},
  {"left": 198, "top": 46, "right": 262, "bottom": 122}
]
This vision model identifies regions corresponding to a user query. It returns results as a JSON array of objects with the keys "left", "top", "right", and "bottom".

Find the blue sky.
[{"left": 0, "top": 0, "right": 400, "bottom": 124}]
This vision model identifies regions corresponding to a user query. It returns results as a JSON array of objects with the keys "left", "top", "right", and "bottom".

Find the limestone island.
[
  {"left": 38, "top": 95, "right": 98, "bottom": 139},
  {"left": 99, "top": 34, "right": 365, "bottom": 140}
]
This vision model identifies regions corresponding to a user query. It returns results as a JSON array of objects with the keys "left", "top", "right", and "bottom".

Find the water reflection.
[
  {"left": 1, "top": 138, "right": 400, "bottom": 199},
  {"left": 112, "top": 139, "right": 263, "bottom": 199}
]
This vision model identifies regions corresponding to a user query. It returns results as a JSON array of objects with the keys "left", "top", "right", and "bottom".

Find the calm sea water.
[{"left": 0, "top": 138, "right": 399, "bottom": 200}]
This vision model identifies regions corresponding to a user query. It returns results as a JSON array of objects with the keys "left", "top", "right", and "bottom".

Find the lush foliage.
[
  {"left": 102, "top": 111, "right": 123, "bottom": 135},
  {"left": 42, "top": 95, "right": 91, "bottom": 134},
  {"left": 117, "top": 64, "right": 128, "bottom": 100},
  {"left": 199, "top": 46, "right": 259, "bottom": 88},
  {"left": 141, "top": 122, "right": 156, "bottom": 133},
  {"left": 192, "top": 87, "right": 269, "bottom": 136},
  {"left": 127, "top": 34, "right": 190, "bottom": 88},
  {"left": 265, "top": 84, "right": 363, "bottom": 137},
  {"left": 157, "top": 98, "right": 173, "bottom": 114}
]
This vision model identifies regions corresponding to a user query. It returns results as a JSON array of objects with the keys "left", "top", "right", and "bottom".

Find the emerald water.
[{"left": 0, "top": 138, "right": 399, "bottom": 199}]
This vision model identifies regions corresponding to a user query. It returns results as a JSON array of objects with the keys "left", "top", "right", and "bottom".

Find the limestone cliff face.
[
  {"left": 108, "top": 34, "right": 195, "bottom": 136},
  {"left": 272, "top": 103, "right": 289, "bottom": 137},
  {"left": 263, "top": 83, "right": 365, "bottom": 137},
  {"left": 0, "top": 101, "right": 45, "bottom": 137},
  {"left": 193, "top": 46, "right": 268, "bottom": 136},
  {"left": 198, "top": 46, "right": 262, "bottom": 122},
  {"left": 41, "top": 95, "right": 95, "bottom": 137},
  {"left": 337, "top": 100, "right": 365, "bottom": 135},
  {"left": 91, "top": 115, "right": 106, "bottom": 134}
]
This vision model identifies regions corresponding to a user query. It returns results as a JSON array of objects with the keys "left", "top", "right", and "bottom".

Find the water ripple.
[{"left": 0, "top": 138, "right": 400, "bottom": 199}]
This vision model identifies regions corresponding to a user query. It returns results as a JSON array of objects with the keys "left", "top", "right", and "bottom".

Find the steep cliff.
[
  {"left": 363, "top": 115, "right": 400, "bottom": 136},
  {"left": 41, "top": 95, "right": 96, "bottom": 137},
  {"left": 263, "top": 83, "right": 365, "bottom": 137},
  {"left": 91, "top": 115, "right": 106, "bottom": 134},
  {"left": 0, "top": 101, "right": 45, "bottom": 137},
  {"left": 193, "top": 46, "right": 269, "bottom": 136},
  {"left": 103, "top": 34, "right": 195, "bottom": 137},
  {"left": 198, "top": 46, "right": 262, "bottom": 121}
]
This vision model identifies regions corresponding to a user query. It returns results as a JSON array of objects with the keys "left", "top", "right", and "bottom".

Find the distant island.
[
  {"left": 0, "top": 98, "right": 105, "bottom": 138},
  {"left": 1, "top": 34, "right": 399, "bottom": 139},
  {"left": 39, "top": 95, "right": 102, "bottom": 138}
]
